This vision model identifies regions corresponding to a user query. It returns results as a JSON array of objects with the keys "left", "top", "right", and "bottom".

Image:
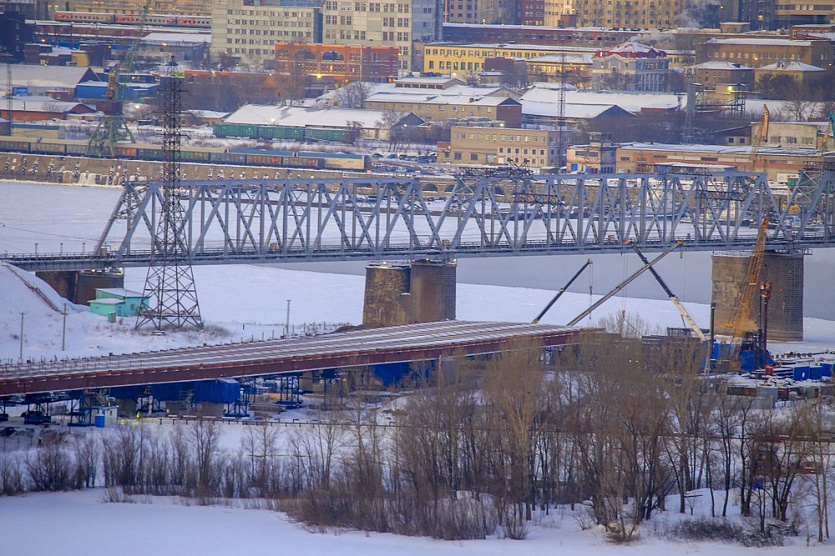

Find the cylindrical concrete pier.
[
  {"left": 711, "top": 251, "right": 804, "bottom": 341},
  {"left": 362, "top": 260, "right": 457, "bottom": 328}
]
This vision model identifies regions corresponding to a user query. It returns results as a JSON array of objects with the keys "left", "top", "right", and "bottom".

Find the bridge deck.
[{"left": 0, "top": 321, "right": 585, "bottom": 396}]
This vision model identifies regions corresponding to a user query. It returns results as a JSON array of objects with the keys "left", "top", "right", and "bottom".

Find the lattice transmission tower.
[{"left": 136, "top": 70, "right": 203, "bottom": 330}]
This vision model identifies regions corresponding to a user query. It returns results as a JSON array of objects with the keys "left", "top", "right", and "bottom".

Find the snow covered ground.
[
  {"left": 2, "top": 181, "right": 835, "bottom": 554},
  {"left": 2, "top": 487, "right": 829, "bottom": 556}
]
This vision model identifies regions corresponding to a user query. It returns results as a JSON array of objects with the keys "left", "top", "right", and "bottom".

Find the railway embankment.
[{"left": 0, "top": 152, "right": 352, "bottom": 186}]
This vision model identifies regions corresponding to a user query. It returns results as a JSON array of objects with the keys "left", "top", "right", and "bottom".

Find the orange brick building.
[{"left": 274, "top": 43, "right": 399, "bottom": 85}]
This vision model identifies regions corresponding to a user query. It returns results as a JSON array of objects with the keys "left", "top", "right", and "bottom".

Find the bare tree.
[{"left": 340, "top": 81, "right": 374, "bottom": 109}]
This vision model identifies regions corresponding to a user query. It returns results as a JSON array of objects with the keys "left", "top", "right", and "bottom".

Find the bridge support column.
[
  {"left": 711, "top": 252, "right": 804, "bottom": 341},
  {"left": 363, "top": 260, "right": 457, "bottom": 328},
  {"left": 35, "top": 269, "right": 124, "bottom": 305}
]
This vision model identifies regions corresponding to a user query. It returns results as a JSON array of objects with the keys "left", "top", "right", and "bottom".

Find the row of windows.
[
  {"left": 323, "top": 1, "right": 410, "bottom": 11},
  {"left": 429, "top": 60, "right": 482, "bottom": 71},
  {"left": 228, "top": 33, "right": 312, "bottom": 44},
  {"left": 453, "top": 132, "right": 555, "bottom": 143},
  {"left": 228, "top": 24, "right": 310, "bottom": 34},
  {"left": 227, "top": 10, "right": 311, "bottom": 18}
]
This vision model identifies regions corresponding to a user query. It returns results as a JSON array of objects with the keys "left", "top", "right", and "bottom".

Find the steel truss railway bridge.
[
  {"left": 6, "top": 167, "right": 835, "bottom": 271},
  {"left": 0, "top": 321, "right": 583, "bottom": 396}
]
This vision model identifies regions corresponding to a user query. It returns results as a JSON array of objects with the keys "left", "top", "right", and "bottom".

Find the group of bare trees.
[{"left": 0, "top": 332, "right": 832, "bottom": 544}]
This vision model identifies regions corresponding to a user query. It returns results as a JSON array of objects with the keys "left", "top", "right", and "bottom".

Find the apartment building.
[
  {"left": 211, "top": 0, "right": 322, "bottom": 69},
  {"left": 321, "top": 0, "right": 442, "bottom": 72},
  {"left": 70, "top": 0, "right": 210, "bottom": 15},
  {"left": 691, "top": 61, "right": 755, "bottom": 91},
  {"left": 775, "top": 0, "right": 835, "bottom": 28},
  {"left": 615, "top": 142, "right": 824, "bottom": 183},
  {"left": 422, "top": 43, "right": 598, "bottom": 77},
  {"left": 591, "top": 42, "right": 669, "bottom": 92},
  {"left": 274, "top": 42, "right": 399, "bottom": 84},
  {"left": 702, "top": 37, "right": 831, "bottom": 69},
  {"left": 543, "top": 0, "right": 683, "bottom": 29},
  {"left": 439, "top": 125, "right": 560, "bottom": 167}
]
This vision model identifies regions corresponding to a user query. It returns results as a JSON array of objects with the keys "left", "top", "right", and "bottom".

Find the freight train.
[
  {"left": 54, "top": 11, "right": 211, "bottom": 28},
  {"left": 0, "top": 138, "right": 372, "bottom": 172}
]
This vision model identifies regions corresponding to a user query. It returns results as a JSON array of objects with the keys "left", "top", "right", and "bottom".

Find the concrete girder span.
[
  {"left": 0, "top": 321, "right": 586, "bottom": 397},
  {"left": 4, "top": 168, "right": 835, "bottom": 271}
]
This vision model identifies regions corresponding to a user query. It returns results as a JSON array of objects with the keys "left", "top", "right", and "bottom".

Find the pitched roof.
[
  {"left": 0, "top": 63, "right": 100, "bottom": 89},
  {"left": 224, "top": 105, "right": 399, "bottom": 128},
  {"left": 757, "top": 60, "right": 825, "bottom": 72},
  {"left": 693, "top": 61, "right": 752, "bottom": 70}
]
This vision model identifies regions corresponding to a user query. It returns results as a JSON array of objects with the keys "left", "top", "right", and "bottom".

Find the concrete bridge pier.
[
  {"left": 36, "top": 269, "right": 125, "bottom": 305},
  {"left": 362, "top": 259, "right": 457, "bottom": 328},
  {"left": 711, "top": 251, "right": 804, "bottom": 341}
]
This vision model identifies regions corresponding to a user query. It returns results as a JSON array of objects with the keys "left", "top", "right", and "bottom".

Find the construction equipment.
[
  {"left": 87, "top": 0, "right": 153, "bottom": 156},
  {"left": 568, "top": 241, "right": 683, "bottom": 327},
  {"left": 721, "top": 216, "right": 769, "bottom": 371},
  {"left": 532, "top": 259, "right": 592, "bottom": 324},
  {"left": 626, "top": 241, "right": 706, "bottom": 341},
  {"left": 750, "top": 104, "right": 769, "bottom": 171},
  {"left": 829, "top": 110, "right": 835, "bottom": 150}
]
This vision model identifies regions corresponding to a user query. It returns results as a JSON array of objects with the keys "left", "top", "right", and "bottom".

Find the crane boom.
[
  {"left": 86, "top": 0, "right": 153, "bottom": 156},
  {"left": 627, "top": 241, "right": 706, "bottom": 341},
  {"left": 568, "top": 241, "right": 683, "bottom": 327},
  {"left": 728, "top": 216, "right": 769, "bottom": 343},
  {"left": 532, "top": 259, "right": 592, "bottom": 324}
]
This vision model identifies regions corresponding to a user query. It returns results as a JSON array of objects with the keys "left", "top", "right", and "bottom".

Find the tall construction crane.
[
  {"left": 568, "top": 241, "right": 683, "bottom": 327},
  {"left": 532, "top": 259, "right": 592, "bottom": 324},
  {"left": 626, "top": 241, "right": 706, "bottom": 341},
  {"left": 750, "top": 104, "right": 769, "bottom": 172},
  {"left": 87, "top": 0, "right": 153, "bottom": 156},
  {"left": 721, "top": 216, "right": 769, "bottom": 370}
]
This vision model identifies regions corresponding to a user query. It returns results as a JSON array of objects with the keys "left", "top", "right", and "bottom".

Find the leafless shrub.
[
  {"left": 100, "top": 486, "right": 135, "bottom": 504},
  {"left": 0, "top": 454, "right": 25, "bottom": 495},
  {"left": 26, "top": 439, "right": 73, "bottom": 491}
]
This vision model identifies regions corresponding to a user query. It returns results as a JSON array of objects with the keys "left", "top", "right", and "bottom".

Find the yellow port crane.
[
  {"left": 723, "top": 216, "right": 769, "bottom": 370},
  {"left": 750, "top": 105, "right": 769, "bottom": 173}
]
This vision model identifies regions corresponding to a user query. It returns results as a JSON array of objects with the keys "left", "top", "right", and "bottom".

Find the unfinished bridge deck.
[{"left": 0, "top": 320, "right": 585, "bottom": 396}]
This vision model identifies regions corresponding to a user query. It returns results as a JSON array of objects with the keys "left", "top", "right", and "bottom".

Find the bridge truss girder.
[{"left": 92, "top": 170, "right": 835, "bottom": 265}]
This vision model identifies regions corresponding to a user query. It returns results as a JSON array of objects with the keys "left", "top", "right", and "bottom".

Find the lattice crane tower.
[{"left": 136, "top": 67, "right": 202, "bottom": 330}]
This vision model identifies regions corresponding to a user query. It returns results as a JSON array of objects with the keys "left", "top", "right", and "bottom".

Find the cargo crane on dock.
[{"left": 86, "top": 0, "right": 152, "bottom": 156}]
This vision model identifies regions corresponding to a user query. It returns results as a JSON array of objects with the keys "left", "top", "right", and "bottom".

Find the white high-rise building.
[{"left": 322, "top": 0, "right": 442, "bottom": 72}]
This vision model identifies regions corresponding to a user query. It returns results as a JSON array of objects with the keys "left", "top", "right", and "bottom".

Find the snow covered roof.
[
  {"left": 394, "top": 76, "right": 464, "bottom": 87},
  {"left": 527, "top": 54, "right": 594, "bottom": 64},
  {"left": 141, "top": 32, "right": 211, "bottom": 45},
  {"left": 707, "top": 38, "right": 814, "bottom": 47},
  {"left": 367, "top": 92, "right": 517, "bottom": 107},
  {"left": 89, "top": 298, "right": 122, "bottom": 305},
  {"left": 604, "top": 41, "right": 665, "bottom": 57},
  {"left": 187, "top": 109, "right": 229, "bottom": 119},
  {"left": 0, "top": 63, "right": 100, "bottom": 89},
  {"left": 522, "top": 101, "right": 624, "bottom": 119},
  {"left": 97, "top": 288, "right": 146, "bottom": 298},
  {"left": 520, "top": 86, "right": 683, "bottom": 112},
  {"left": 693, "top": 61, "right": 752, "bottom": 70},
  {"left": 224, "top": 105, "right": 395, "bottom": 129},
  {"left": 621, "top": 142, "right": 821, "bottom": 157},
  {"left": 757, "top": 61, "right": 825, "bottom": 72},
  {"left": 6, "top": 96, "right": 95, "bottom": 114}
]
